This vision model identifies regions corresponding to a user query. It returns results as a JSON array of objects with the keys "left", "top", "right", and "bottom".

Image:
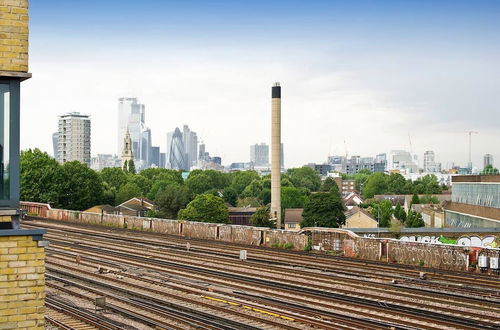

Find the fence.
[{"left": 20, "top": 201, "right": 499, "bottom": 272}]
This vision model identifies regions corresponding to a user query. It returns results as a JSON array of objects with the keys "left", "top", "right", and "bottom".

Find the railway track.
[
  {"left": 45, "top": 296, "right": 124, "bottom": 330},
  {"left": 27, "top": 219, "right": 500, "bottom": 329}
]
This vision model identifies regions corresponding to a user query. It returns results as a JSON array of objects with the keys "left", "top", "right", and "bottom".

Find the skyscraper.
[
  {"left": 250, "top": 143, "right": 269, "bottom": 166},
  {"left": 150, "top": 146, "right": 160, "bottom": 168},
  {"left": 423, "top": 150, "right": 441, "bottom": 173},
  {"left": 166, "top": 127, "right": 188, "bottom": 170},
  {"left": 389, "top": 150, "right": 418, "bottom": 173},
  {"left": 117, "top": 97, "right": 150, "bottom": 169},
  {"left": 52, "top": 132, "right": 59, "bottom": 160},
  {"left": 182, "top": 125, "right": 198, "bottom": 168},
  {"left": 57, "top": 112, "right": 91, "bottom": 166},
  {"left": 484, "top": 154, "right": 494, "bottom": 168},
  {"left": 140, "top": 128, "right": 152, "bottom": 167}
]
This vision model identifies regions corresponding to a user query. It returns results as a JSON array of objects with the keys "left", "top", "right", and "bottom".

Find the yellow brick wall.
[
  {"left": 0, "top": 215, "right": 13, "bottom": 222},
  {"left": 0, "top": 235, "right": 45, "bottom": 329},
  {"left": 0, "top": 0, "right": 29, "bottom": 73}
]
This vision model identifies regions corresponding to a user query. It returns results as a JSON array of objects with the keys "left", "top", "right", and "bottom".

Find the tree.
[
  {"left": 406, "top": 210, "right": 424, "bottom": 228},
  {"left": 185, "top": 172, "right": 213, "bottom": 195},
  {"left": 20, "top": 149, "right": 64, "bottom": 207},
  {"left": 178, "top": 194, "right": 230, "bottom": 224},
  {"left": 414, "top": 174, "right": 442, "bottom": 194},
  {"left": 281, "top": 186, "right": 306, "bottom": 210},
  {"left": 258, "top": 188, "right": 271, "bottom": 205},
  {"left": 155, "top": 184, "right": 190, "bottom": 219},
  {"left": 127, "top": 159, "right": 136, "bottom": 174},
  {"left": 116, "top": 182, "right": 141, "bottom": 205},
  {"left": 482, "top": 164, "right": 499, "bottom": 175},
  {"left": 230, "top": 171, "right": 260, "bottom": 194},
  {"left": 393, "top": 203, "right": 406, "bottom": 222},
  {"left": 352, "top": 170, "right": 372, "bottom": 193},
  {"left": 287, "top": 167, "right": 321, "bottom": 192},
  {"left": 387, "top": 173, "right": 410, "bottom": 195},
  {"left": 363, "top": 172, "right": 388, "bottom": 198},
  {"left": 236, "top": 196, "right": 262, "bottom": 207},
  {"left": 371, "top": 200, "right": 393, "bottom": 228},
  {"left": 300, "top": 192, "right": 345, "bottom": 228},
  {"left": 139, "top": 168, "right": 183, "bottom": 183},
  {"left": 420, "top": 195, "right": 439, "bottom": 204},
  {"left": 122, "top": 160, "right": 128, "bottom": 172},
  {"left": 240, "top": 179, "right": 264, "bottom": 199},
  {"left": 222, "top": 186, "right": 238, "bottom": 206},
  {"left": 320, "top": 177, "right": 339, "bottom": 193},
  {"left": 129, "top": 174, "right": 152, "bottom": 196},
  {"left": 59, "top": 161, "right": 104, "bottom": 210},
  {"left": 250, "top": 206, "right": 274, "bottom": 228},
  {"left": 100, "top": 167, "right": 128, "bottom": 192},
  {"left": 411, "top": 193, "right": 420, "bottom": 205}
]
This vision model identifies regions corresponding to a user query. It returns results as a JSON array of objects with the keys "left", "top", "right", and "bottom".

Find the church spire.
[{"left": 122, "top": 128, "right": 134, "bottom": 165}]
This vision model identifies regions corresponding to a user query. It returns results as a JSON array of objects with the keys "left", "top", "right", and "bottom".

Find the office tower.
[
  {"left": 198, "top": 143, "right": 207, "bottom": 162},
  {"left": 52, "top": 132, "right": 59, "bottom": 159},
  {"left": 389, "top": 150, "right": 418, "bottom": 173},
  {"left": 374, "top": 153, "right": 387, "bottom": 172},
  {"left": 141, "top": 128, "right": 152, "bottom": 167},
  {"left": 423, "top": 150, "right": 441, "bottom": 173},
  {"left": 250, "top": 143, "right": 269, "bottom": 166},
  {"left": 57, "top": 112, "right": 91, "bottom": 166},
  {"left": 117, "top": 97, "right": 145, "bottom": 162},
  {"left": 182, "top": 125, "right": 198, "bottom": 168},
  {"left": 159, "top": 152, "right": 166, "bottom": 168},
  {"left": 271, "top": 82, "right": 282, "bottom": 228},
  {"left": 150, "top": 146, "right": 160, "bottom": 167},
  {"left": 166, "top": 127, "right": 188, "bottom": 170},
  {"left": 484, "top": 154, "right": 494, "bottom": 168}
]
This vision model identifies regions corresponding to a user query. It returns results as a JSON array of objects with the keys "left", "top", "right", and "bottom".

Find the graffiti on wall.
[
  {"left": 388, "top": 242, "right": 468, "bottom": 271},
  {"left": 457, "top": 236, "right": 498, "bottom": 248},
  {"left": 400, "top": 236, "right": 441, "bottom": 244}
]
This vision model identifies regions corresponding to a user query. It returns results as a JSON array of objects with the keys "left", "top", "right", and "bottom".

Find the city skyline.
[{"left": 20, "top": 0, "right": 500, "bottom": 168}]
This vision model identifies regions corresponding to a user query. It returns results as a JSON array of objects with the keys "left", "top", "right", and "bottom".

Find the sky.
[{"left": 21, "top": 0, "right": 500, "bottom": 168}]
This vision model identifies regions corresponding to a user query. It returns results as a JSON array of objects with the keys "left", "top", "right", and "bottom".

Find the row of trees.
[
  {"left": 21, "top": 149, "right": 439, "bottom": 229},
  {"left": 21, "top": 149, "right": 338, "bottom": 227},
  {"left": 343, "top": 170, "right": 445, "bottom": 198}
]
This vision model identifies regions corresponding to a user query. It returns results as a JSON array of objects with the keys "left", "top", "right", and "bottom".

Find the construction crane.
[{"left": 467, "top": 131, "right": 478, "bottom": 169}]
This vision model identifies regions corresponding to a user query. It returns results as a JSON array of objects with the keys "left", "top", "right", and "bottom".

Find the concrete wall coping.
[
  {"left": 0, "top": 209, "right": 19, "bottom": 215},
  {"left": 0, "top": 71, "right": 32, "bottom": 81},
  {"left": 0, "top": 229, "right": 46, "bottom": 240},
  {"left": 349, "top": 227, "right": 500, "bottom": 233}
]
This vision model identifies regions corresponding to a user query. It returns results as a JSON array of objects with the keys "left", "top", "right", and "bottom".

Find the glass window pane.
[{"left": 0, "top": 83, "right": 10, "bottom": 200}]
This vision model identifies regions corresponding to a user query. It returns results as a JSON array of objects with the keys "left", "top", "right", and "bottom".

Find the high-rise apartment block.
[
  {"left": 423, "top": 150, "right": 442, "bottom": 173},
  {"left": 484, "top": 154, "right": 494, "bottom": 168},
  {"left": 250, "top": 143, "right": 269, "bottom": 166},
  {"left": 57, "top": 112, "right": 91, "bottom": 166},
  {"left": 389, "top": 150, "right": 418, "bottom": 173}
]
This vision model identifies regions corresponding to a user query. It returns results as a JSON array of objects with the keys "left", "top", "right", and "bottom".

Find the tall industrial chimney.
[{"left": 271, "top": 82, "right": 282, "bottom": 229}]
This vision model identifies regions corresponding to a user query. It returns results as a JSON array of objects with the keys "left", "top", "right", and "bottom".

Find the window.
[
  {"left": 0, "top": 79, "right": 20, "bottom": 209},
  {"left": 288, "top": 223, "right": 296, "bottom": 228},
  {"left": 0, "top": 84, "right": 10, "bottom": 200}
]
